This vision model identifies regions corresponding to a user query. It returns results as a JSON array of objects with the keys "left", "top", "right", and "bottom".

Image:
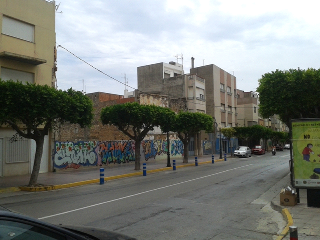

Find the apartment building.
[
  {"left": 0, "top": 0, "right": 56, "bottom": 176},
  {"left": 138, "top": 61, "right": 206, "bottom": 113},
  {"left": 236, "top": 90, "right": 259, "bottom": 127},
  {"left": 190, "top": 61, "right": 237, "bottom": 128}
]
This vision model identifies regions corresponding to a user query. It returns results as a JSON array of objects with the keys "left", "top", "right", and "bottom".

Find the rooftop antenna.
[
  {"left": 55, "top": 2, "right": 62, "bottom": 13},
  {"left": 174, "top": 53, "right": 183, "bottom": 65},
  {"left": 123, "top": 74, "right": 128, "bottom": 90}
]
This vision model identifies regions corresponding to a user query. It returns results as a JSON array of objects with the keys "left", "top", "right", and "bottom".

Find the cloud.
[{"left": 55, "top": 0, "right": 320, "bottom": 95}]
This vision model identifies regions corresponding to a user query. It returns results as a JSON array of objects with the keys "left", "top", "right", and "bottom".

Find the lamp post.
[
  {"left": 219, "top": 127, "right": 222, "bottom": 159},
  {"left": 166, "top": 132, "right": 171, "bottom": 167}
]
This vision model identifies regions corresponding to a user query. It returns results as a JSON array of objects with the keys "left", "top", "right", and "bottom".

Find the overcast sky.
[{"left": 55, "top": 0, "right": 320, "bottom": 95}]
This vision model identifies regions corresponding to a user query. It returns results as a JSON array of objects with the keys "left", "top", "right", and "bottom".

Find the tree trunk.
[
  {"left": 183, "top": 141, "right": 189, "bottom": 163},
  {"left": 28, "top": 135, "right": 45, "bottom": 186},
  {"left": 134, "top": 140, "right": 141, "bottom": 170}
]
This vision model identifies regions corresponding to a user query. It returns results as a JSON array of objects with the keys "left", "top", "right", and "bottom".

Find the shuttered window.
[
  {"left": 5, "top": 137, "right": 30, "bottom": 163},
  {"left": 2, "top": 16, "right": 34, "bottom": 42}
]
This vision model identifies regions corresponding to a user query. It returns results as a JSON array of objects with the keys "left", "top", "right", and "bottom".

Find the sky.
[{"left": 55, "top": 0, "right": 320, "bottom": 95}]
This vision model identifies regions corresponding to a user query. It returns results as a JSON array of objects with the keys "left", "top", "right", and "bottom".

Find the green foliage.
[
  {"left": 0, "top": 80, "right": 93, "bottom": 134},
  {"left": 100, "top": 102, "right": 175, "bottom": 141},
  {"left": 100, "top": 102, "right": 176, "bottom": 169},
  {"left": 234, "top": 125, "right": 287, "bottom": 146},
  {"left": 221, "top": 127, "right": 236, "bottom": 139},
  {"left": 257, "top": 68, "right": 320, "bottom": 128},
  {"left": 173, "top": 112, "right": 214, "bottom": 134},
  {"left": 0, "top": 80, "right": 94, "bottom": 186}
]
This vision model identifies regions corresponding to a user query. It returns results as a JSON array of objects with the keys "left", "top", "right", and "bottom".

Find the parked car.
[
  {"left": 251, "top": 145, "right": 265, "bottom": 155},
  {"left": 0, "top": 210, "right": 136, "bottom": 240},
  {"left": 284, "top": 144, "right": 290, "bottom": 149},
  {"left": 234, "top": 146, "right": 251, "bottom": 158},
  {"left": 276, "top": 144, "right": 283, "bottom": 151}
]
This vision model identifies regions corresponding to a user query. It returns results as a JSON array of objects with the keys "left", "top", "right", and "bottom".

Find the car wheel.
[{"left": 245, "top": 153, "right": 248, "bottom": 158}]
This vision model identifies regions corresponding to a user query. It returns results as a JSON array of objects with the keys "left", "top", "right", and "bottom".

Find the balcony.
[{"left": 0, "top": 51, "right": 46, "bottom": 65}]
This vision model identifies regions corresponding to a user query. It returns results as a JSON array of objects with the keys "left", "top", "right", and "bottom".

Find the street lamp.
[
  {"left": 166, "top": 132, "right": 171, "bottom": 167},
  {"left": 219, "top": 128, "right": 222, "bottom": 159}
]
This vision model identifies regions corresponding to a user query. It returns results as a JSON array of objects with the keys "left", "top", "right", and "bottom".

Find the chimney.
[{"left": 191, "top": 57, "right": 195, "bottom": 69}]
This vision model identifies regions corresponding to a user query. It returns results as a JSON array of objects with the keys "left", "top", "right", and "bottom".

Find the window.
[
  {"left": 220, "top": 83, "right": 225, "bottom": 92},
  {"left": 227, "top": 87, "right": 232, "bottom": 95},
  {"left": 221, "top": 122, "right": 226, "bottom": 128},
  {"left": 221, "top": 104, "right": 225, "bottom": 112},
  {"left": 254, "top": 106, "right": 257, "bottom": 113},
  {"left": 6, "top": 137, "right": 30, "bottom": 163},
  {"left": 1, "top": 67, "right": 34, "bottom": 84},
  {"left": 2, "top": 16, "right": 34, "bottom": 42},
  {"left": 228, "top": 106, "right": 232, "bottom": 113}
]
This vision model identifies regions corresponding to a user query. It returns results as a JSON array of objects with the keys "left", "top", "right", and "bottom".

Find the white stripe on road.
[{"left": 39, "top": 164, "right": 253, "bottom": 220}]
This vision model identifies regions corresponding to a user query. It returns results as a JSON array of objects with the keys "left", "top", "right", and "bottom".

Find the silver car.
[{"left": 234, "top": 146, "right": 251, "bottom": 158}]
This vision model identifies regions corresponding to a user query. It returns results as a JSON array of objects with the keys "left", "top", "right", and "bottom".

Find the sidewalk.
[
  {"left": 1, "top": 154, "right": 320, "bottom": 239},
  {"left": 271, "top": 176, "right": 320, "bottom": 240},
  {"left": 0, "top": 154, "right": 222, "bottom": 191}
]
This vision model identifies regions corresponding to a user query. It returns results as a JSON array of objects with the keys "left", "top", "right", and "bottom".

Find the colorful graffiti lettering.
[
  {"left": 97, "top": 141, "right": 135, "bottom": 164},
  {"left": 54, "top": 139, "right": 184, "bottom": 169},
  {"left": 54, "top": 141, "right": 98, "bottom": 169}
]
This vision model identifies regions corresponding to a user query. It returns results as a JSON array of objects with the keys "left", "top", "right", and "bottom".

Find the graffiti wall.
[{"left": 53, "top": 139, "right": 184, "bottom": 169}]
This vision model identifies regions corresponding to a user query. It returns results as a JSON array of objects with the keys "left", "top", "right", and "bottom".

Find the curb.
[
  {"left": 275, "top": 208, "right": 293, "bottom": 240},
  {"left": 2, "top": 158, "right": 226, "bottom": 193}
]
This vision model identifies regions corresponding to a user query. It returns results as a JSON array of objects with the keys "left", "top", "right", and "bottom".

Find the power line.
[{"left": 57, "top": 45, "right": 136, "bottom": 90}]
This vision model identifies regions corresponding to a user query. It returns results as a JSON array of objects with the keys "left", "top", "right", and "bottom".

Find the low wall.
[{"left": 53, "top": 139, "right": 184, "bottom": 169}]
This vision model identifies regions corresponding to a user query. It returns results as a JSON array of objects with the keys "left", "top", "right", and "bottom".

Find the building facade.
[
  {"left": 236, "top": 90, "right": 259, "bottom": 127},
  {"left": 190, "top": 62, "right": 237, "bottom": 128},
  {"left": 0, "top": 0, "right": 56, "bottom": 176}
]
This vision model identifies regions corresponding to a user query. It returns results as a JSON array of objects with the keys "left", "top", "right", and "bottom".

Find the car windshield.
[
  {"left": 255, "top": 146, "right": 262, "bottom": 149},
  {"left": 237, "top": 147, "right": 247, "bottom": 151}
]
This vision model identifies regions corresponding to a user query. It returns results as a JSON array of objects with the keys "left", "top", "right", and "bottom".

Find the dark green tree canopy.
[
  {"left": 100, "top": 102, "right": 176, "bottom": 169},
  {"left": 0, "top": 80, "right": 94, "bottom": 186},
  {"left": 0, "top": 80, "right": 93, "bottom": 133},
  {"left": 100, "top": 102, "right": 175, "bottom": 141},
  {"left": 257, "top": 68, "right": 320, "bottom": 128},
  {"left": 173, "top": 111, "right": 214, "bottom": 163}
]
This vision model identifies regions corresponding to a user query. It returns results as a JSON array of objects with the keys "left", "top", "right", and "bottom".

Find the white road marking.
[{"left": 39, "top": 164, "right": 253, "bottom": 220}]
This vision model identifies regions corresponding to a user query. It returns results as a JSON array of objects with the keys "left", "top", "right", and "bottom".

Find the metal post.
[
  {"left": 212, "top": 155, "right": 214, "bottom": 164},
  {"left": 289, "top": 226, "right": 298, "bottom": 240},
  {"left": 166, "top": 132, "right": 171, "bottom": 167},
  {"left": 195, "top": 156, "right": 198, "bottom": 166},
  {"left": 224, "top": 153, "right": 227, "bottom": 161},
  {"left": 143, "top": 163, "right": 146, "bottom": 176},
  {"left": 100, "top": 168, "right": 104, "bottom": 185},
  {"left": 219, "top": 128, "right": 222, "bottom": 159},
  {"left": 173, "top": 160, "right": 176, "bottom": 171}
]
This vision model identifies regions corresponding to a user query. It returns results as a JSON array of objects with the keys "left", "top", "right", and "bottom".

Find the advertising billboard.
[{"left": 292, "top": 119, "right": 320, "bottom": 188}]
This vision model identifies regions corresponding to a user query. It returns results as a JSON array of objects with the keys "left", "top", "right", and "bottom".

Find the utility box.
[{"left": 280, "top": 188, "right": 297, "bottom": 206}]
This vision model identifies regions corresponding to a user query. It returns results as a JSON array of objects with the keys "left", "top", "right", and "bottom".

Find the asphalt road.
[{"left": 0, "top": 151, "right": 291, "bottom": 240}]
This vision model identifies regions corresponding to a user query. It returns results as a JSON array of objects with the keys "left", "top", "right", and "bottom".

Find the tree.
[
  {"left": 233, "top": 127, "right": 252, "bottom": 146},
  {"left": 257, "top": 68, "right": 320, "bottom": 129},
  {"left": 100, "top": 102, "right": 176, "bottom": 170},
  {"left": 0, "top": 80, "right": 94, "bottom": 186},
  {"left": 173, "top": 112, "right": 214, "bottom": 163},
  {"left": 221, "top": 127, "right": 236, "bottom": 156}
]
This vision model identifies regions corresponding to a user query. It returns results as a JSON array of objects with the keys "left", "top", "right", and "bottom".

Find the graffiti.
[
  {"left": 53, "top": 139, "right": 184, "bottom": 169},
  {"left": 142, "top": 140, "right": 183, "bottom": 160},
  {"left": 171, "top": 140, "right": 184, "bottom": 156},
  {"left": 54, "top": 141, "right": 98, "bottom": 169},
  {"left": 9, "top": 133, "right": 24, "bottom": 143},
  {"left": 97, "top": 141, "right": 135, "bottom": 164}
]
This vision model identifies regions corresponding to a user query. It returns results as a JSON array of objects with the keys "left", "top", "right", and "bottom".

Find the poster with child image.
[{"left": 292, "top": 119, "right": 320, "bottom": 188}]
